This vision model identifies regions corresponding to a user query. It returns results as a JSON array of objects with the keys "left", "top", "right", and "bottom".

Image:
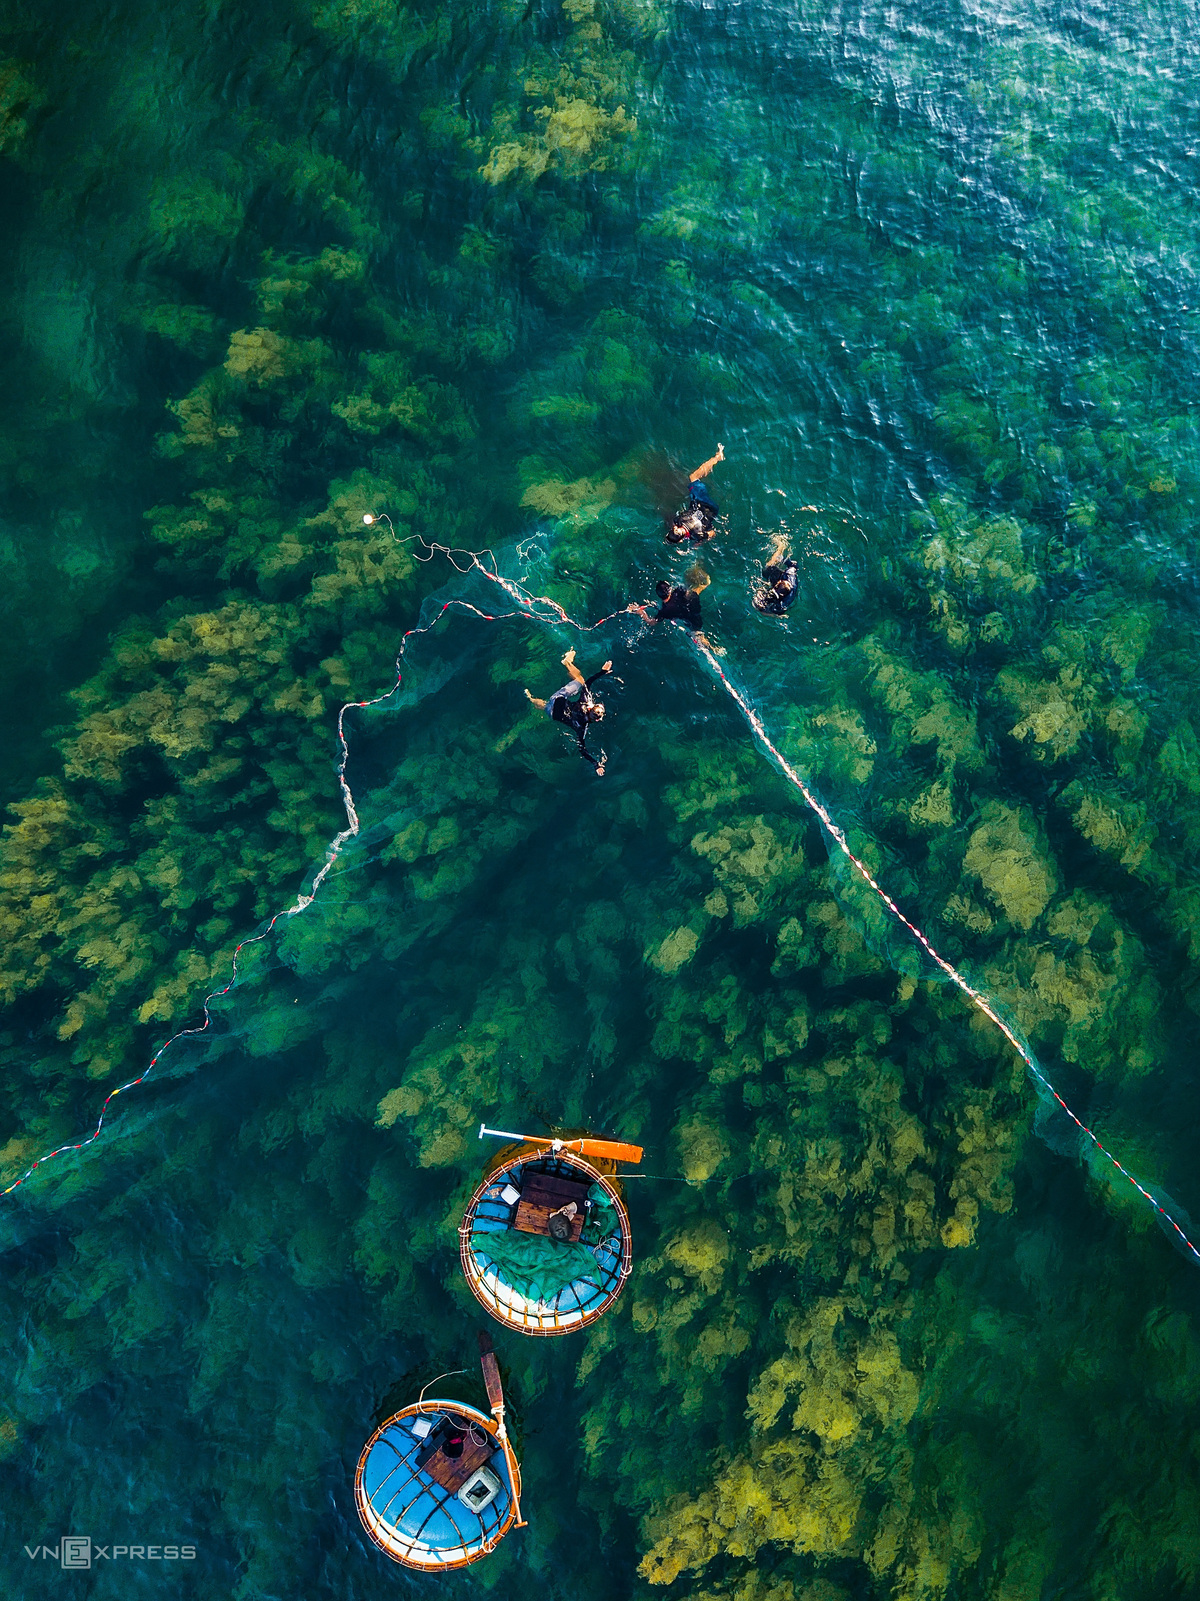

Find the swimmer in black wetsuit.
[
  {"left": 525, "top": 650, "right": 613, "bottom": 776},
  {"left": 643, "top": 564, "right": 721, "bottom": 652},
  {"left": 653, "top": 578, "right": 702, "bottom": 628},
  {"left": 753, "top": 534, "right": 799, "bottom": 615},
  {"left": 667, "top": 444, "right": 725, "bottom": 544}
]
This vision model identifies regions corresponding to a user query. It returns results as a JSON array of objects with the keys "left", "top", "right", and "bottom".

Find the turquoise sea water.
[{"left": 4, "top": 0, "right": 1200, "bottom": 1597}]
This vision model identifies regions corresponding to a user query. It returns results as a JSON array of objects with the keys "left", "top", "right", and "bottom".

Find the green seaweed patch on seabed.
[
  {"left": 3, "top": 0, "right": 1200, "bottom": 1598},
  {"left": 0, "top": 0, "right": 657, "bottom": 1145}
]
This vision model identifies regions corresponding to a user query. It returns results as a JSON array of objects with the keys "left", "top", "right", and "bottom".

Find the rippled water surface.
[{"left": 3, "top": 1, "right": 1200, "bottom": 1597}]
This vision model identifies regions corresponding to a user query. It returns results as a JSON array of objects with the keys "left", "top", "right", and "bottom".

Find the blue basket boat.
[{"left": 355, "top": 1394, "right": 522, "bottom": 1570}]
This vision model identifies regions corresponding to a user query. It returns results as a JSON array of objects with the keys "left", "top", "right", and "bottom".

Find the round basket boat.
[
  {"left": 459, "top": 1145, "right": 632, "bottom": 1336},
  {"left": 355, "top": 1399, "right": 521, "bottom": 1570}
]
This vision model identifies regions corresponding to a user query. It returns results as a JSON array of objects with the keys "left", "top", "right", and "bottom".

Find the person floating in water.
[
  {"left": 667, "top": 444, "right": 725, "bottom": 543},
  {"left": 525, "top": 649, "right": 612, "bottom": 776},
  {"left": 644, "top": 564, "right": 721, "bottom": 651},
  {"left": 753, "top": 534, "right": 799, "bottom": 615}
]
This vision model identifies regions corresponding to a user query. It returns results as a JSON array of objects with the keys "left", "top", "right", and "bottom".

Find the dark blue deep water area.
[{"left": 3, "top": 0, "right": 1200, "bottom": 1596}]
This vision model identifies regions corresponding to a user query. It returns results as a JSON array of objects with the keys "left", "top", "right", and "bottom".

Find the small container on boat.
[
  {"left": 355, "top": 1336, "right": 523, "bottom": 1570},
  {"left": 459, "top": 1129, "right": 641, "bottom": 1336}
]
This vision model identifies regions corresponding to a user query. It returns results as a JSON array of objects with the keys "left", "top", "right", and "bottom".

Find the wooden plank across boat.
[{"left": 459, "top": 1139, "right": 635, "bottom": 1336}]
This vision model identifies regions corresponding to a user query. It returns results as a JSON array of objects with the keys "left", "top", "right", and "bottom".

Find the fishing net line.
[
  {"left": 6, "top": 526, "right": 1198, "bottom": 1272},
  {"left": 689, "top": 637, "right": 1200, "bottom": 1266}
]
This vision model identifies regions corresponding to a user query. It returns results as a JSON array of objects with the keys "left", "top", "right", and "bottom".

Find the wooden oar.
[
  {"left": 478, "top": 1330, "right": 526, "bottom": 1528},
  {"left": 478, "top": 1123, "right": 643, "bottom": 1165}
]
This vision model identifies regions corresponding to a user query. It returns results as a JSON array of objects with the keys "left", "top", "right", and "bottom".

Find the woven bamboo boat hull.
[
  {"left": 459, "top": 1145, "right": 633, "bottom": 1336},
  {"left": 355, "top": 1400, "right": 520, "bottom": 1570}
]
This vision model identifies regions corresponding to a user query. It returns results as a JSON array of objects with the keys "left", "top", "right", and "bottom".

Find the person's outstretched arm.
[
  {"left": 574, "top": 730, "right": 603, "bottom": 772},
  {"left": 584, "top": 660, "right": 613, "bottom": 688},
  {"left": 688, "top": 443, "right": 725, "bottom": 482}
]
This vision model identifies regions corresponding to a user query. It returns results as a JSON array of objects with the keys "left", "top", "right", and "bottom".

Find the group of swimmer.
[{"left": 525, "top": 446, "right": 799, "bottom": 777}]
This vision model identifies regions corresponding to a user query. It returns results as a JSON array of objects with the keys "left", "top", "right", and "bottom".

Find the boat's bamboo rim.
[
  {"left": 459, "top": 1146, "right": 633, "bottom": 1337},
  {"left": 354, "top": 1399, "right": 521, "bottom": 1572}
]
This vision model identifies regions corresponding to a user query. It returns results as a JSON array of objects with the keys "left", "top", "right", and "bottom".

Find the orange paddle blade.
[
  {"left": 571, "top": 1137, "right": 643, "bottom": 1164},
  {"left": 478, "top": 1125, "right": 642, "bottom": 1165}
]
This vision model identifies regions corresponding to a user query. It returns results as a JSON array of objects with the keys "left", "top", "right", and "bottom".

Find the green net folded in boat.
[
  {"left": 477, "top": 1228, "right": 603, "bottom": 1303},
  {"left": 581, "top": 1183, "right": 619, "bottom": 1245}
]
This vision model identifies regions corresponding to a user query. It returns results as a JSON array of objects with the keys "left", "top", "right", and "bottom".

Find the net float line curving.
[
  {"left": 6, "top": 521, "right": 1193, "bottom": 1274},
  {"left": 1, "top": 527, "right": 640, "bottom": 1200},
  {"left": 688, "top": 634, "right": 1200, "bottom": 1267}
]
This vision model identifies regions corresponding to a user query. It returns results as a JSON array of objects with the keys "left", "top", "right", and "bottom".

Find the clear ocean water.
[{"left": 3, "top": 1, "right": 1200, "bottom": 1597}]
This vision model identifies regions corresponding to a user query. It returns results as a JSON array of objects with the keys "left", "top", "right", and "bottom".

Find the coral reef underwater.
[{"left": 1, "top": 0, "right": 1200, "bottom": 1597}]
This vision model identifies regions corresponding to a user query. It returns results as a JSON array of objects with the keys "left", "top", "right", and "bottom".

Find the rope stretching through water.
[
  {"left": 5, "top": 538, "right": 1199, "bottom": 1271},
  {"left": 1, "top": 533, "right": 638, "bottom": 1198},
  {"left": 689, "top": 635, "right": 1200, "bottom": 1266}
]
